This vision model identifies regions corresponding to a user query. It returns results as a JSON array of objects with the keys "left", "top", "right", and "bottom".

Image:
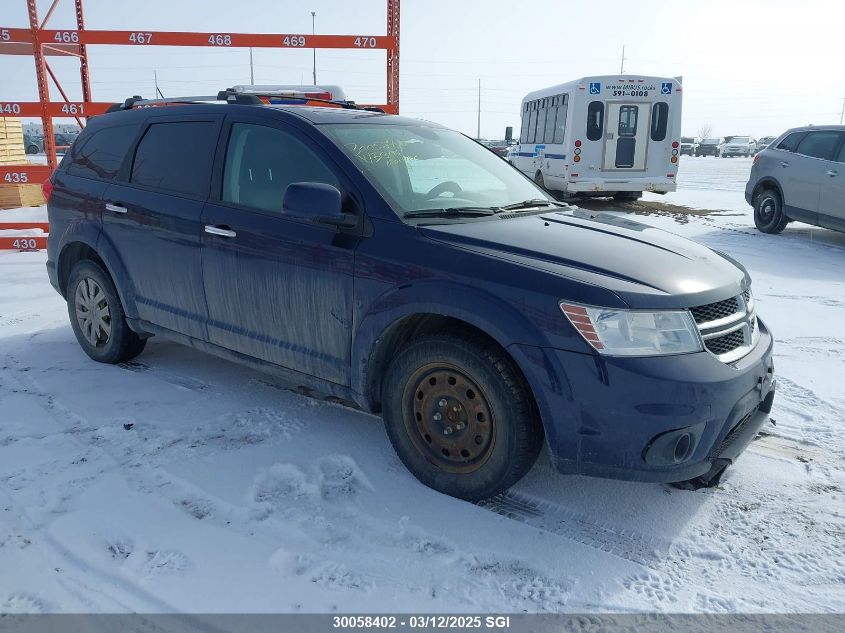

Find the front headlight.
[{"left": 560, "top": 303, "right": 703, "bottom": 356}]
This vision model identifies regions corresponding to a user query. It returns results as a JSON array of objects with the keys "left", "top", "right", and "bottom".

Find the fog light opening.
[{"left": 673, "top": 433, "right": 693, "bottom": 463}]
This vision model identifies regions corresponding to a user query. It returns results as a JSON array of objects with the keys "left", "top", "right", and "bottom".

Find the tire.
[
  {"left": 66, "top": 260, "right": 147, "bottom": 364},
  {"left": 26, "top": 145, "right": 39, "bottom": 155},
  {"left": 753, "top": 188, "right": 789, "bottom": 234},
  {"left": 382, "top": 333, "right": 544, "bottom": 501}
]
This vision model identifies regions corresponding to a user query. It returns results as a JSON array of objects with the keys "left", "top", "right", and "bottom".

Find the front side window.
[
  {"left": 777, "top": 132, "right": 806, "bottom": 152},
  {"left": 527, "top": 104, "right": 538, "bottom": 144},
  {"left": 130, "top": 121, "right": 217, "bottom": 197},
  {"left": 795, "top": 131, "right": 842, "bottom": 160},
  {"left": 322, "top": 123, "right": 546, "bottom": 218},
  {"left": 586, "top": 101, "right": 604, "bottom": 141},
  {"left": 66, "top": 123, "right": 140, "bottom": 181},
  {"left": 650, "top": 102, "right": 669, "bottom": 141},
  {"left": 222, "top": 123, "right": 339, "bottom": 213},
  {"left": 519, "top": 104, "right": 530, "bottom": 143}
]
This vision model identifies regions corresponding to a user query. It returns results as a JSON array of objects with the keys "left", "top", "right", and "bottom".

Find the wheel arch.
[
  {"left": 56, "top": 232, "right": 139, "bottom": 319},
  {"left": 751, "top": 177, "right": 784, "bottom": 205}
]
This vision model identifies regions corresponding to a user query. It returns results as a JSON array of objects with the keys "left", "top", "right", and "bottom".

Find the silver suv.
[{"left": 745, "top": 126, "right": 845, "bottom": 234}]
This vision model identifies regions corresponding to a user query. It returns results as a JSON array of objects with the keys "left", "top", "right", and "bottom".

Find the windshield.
[
  {"left": 321, "top": 123, "right": 549, "bottom": 217},
  {"left": 730, "top": 137, "right": 750, "bottom": 144}
]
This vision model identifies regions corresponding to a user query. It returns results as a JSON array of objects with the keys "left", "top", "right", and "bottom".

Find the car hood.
[{"left": 418, "top": 209, "right": 749, "bottom": 309}]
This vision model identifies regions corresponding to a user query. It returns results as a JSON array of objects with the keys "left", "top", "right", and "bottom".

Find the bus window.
[
  {"left": 520, "top": 103, "right": 530, "bottom": 143},
  {"left": 650, "top": 102, "right": 669, "bottom": 141},
  {"left": 586, "top": 101, "right": 604, "bottom": 141},
  {"left": 527, "top": 102, "right": 538, "bottom": 143},
  {"left": 535, "top": 102, "right": 548, "bottom": 143},
  {"left": 553, "top": 95, "right": 568, "bottom": 144},
  {"left": 544, "top": 99, "right": 557, "bottom": 143}
]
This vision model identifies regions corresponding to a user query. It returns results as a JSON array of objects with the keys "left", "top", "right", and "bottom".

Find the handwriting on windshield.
[{"left": 349, "top": 140, "right": 416, "bottom": 166}]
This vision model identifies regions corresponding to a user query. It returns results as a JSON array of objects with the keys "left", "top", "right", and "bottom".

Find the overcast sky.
[{"left": 2, "top": 0, "right": 844, "bottom": 139}]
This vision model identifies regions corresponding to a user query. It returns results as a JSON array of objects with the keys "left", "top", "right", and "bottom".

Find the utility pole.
[
  {"left": 249, "top": 48, "right": 255, "bottom": 84},
  {"left": 477, "top": 78, "right": 481, "bottom": 140},
  {"left": 154, "top": 70, "right": 163, "bottom": 98},
  {"left": 620, "top": 45, "right": 626, "bottom": 74},
  {"left": 311, "top": 11, "right": 317, "bottom": 86}
]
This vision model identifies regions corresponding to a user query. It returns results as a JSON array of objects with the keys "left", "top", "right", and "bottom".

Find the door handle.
[
  {"left": 827, "top": 170, "right": 839, "bottom": 177},
  {"left": 104, "top": 202, "right": 127, "bottom": 214},
  {"left": 204, "top": 225, "right": 237, "bottom": 238},
  {"left": 780, "top": 161, "right": 789, "bottom": 168}
]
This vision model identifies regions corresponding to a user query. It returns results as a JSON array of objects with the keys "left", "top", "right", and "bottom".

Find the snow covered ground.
[{"left": 0, "top": 157, "right": 843, "bottom": 614}]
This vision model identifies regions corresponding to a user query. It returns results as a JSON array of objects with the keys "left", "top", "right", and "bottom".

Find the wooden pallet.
[
  {"left": 0, "top": 184, "right": 45, "bottom": 209},
  {"left": 0, "top": 117, "right": 27, "bottom": 164}
]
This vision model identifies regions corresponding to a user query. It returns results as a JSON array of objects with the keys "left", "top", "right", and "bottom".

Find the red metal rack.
[{"left": 0, "top": 0, "right": 401, "bottom": 181}]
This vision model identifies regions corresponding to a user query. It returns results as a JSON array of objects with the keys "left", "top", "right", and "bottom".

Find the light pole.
[{"left": 311, "top": 11, "right": 317, "bottom": 86}]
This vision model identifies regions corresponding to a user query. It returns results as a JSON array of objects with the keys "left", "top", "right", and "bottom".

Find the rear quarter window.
[
  {"left": 650, "top": 102, "right": 669, "bottom": 141},
  {"left": 776, "top": 131, "right": 806, "bottom": 152},
  {"left": 65, "top": 124, "right": 141, "bottom": 181},
  {"left": 130, "top": 121, "right": 218, "bottom": 198},
  {"left": 586, "top": 101, "right": 604, "bottom": 141}
]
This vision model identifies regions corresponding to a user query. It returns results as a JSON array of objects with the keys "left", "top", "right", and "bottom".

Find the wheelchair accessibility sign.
[
  {"left": 661, "top": 82, "right": 673, "bottom": 94},
  {"left": 589, "top": 82, "right": 601, "bottom": 94}
]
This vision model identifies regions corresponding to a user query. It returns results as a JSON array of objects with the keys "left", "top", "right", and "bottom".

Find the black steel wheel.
[
  {"left": 382, "top": 333, "right": 543, "bottom": 500},
  {"left": 753, "top": 188, "right": 789, "bottom": 234}
]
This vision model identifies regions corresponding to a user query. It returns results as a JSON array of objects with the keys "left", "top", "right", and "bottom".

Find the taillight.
[
  {"left": 41, "top": 178, "right": 54, "bottom": 202},
  {"left": 574, "top": 140, "right": 582, "bottom": 147},
  {"left": 671, "top": 141, "right": 679, "bottom": 149},
  {"left": 753, "top": 153, "right": 762, "bottom": 165}
]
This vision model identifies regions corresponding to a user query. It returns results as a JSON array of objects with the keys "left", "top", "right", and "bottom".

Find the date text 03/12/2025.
[{"left": 332, "top": 616, "right": 512, "bottom": 629}]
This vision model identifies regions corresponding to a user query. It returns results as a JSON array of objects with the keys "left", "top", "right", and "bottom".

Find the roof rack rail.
[{"left": 109, "top": 87, "right": 386, "bottom": 113}]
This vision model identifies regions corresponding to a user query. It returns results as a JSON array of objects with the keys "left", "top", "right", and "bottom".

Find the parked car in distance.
[
  {"left": 480, "top": 139, "right": 511, "bottom": 158},
  {"left": 54, "top": 132, "right": 79, "bottom": 155},
  {"left": 723, "top": 136, "right": 757, "bottom": 157},
  {"left": 696, "top": 137, "right": 724, "bottom": 157},
  {"left": 24, "top": 132, "right": 43, "bottom": 155},
  {"left": 45, "top": 93, "right": 776, "bottom": 500},
  {"left": 746, "top": 125, "right": 845, "bottom": 234},
  {"left": 756, "top": 136, "right": 776, "bottom": 152},
  {"left": 680, "top": 136, "right": 698, "bottom": 156}
]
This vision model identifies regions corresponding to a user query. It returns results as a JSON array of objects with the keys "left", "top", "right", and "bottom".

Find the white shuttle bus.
[{"left": 511, "top": 75, "right": 683, "bottom": 200}]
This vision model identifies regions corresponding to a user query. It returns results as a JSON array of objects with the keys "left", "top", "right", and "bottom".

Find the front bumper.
[{"left": 509, "top": 320, "right": 775, "bottom": 483}]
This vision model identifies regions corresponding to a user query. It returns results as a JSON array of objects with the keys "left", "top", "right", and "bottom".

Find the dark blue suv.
[{"left": 46, "top": 94, "right": 775, "bottom": 500}]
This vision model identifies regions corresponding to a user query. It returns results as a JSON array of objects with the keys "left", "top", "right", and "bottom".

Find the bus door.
[{"left": 603, "top": 103, "right": 647, "bottom": 170}]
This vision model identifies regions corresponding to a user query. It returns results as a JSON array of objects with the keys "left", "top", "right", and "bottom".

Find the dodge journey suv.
[{"left": 46, "top": 90, "right": 776, "bottom": 500}]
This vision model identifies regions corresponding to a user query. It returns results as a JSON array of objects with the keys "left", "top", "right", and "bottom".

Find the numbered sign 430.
[{"left": 0, "top": 236, "right": 47, "bottom": 252}]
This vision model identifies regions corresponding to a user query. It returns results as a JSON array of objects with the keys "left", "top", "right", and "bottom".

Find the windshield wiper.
[
  {"left": 497, "top": 198, "right": 568, "bottom": 212},
  {"left": 403, "top": 206, "right": 498, "bottom": 219}
]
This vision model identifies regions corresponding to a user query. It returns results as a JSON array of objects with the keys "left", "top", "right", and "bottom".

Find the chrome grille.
[
  {"left": 691, "top": 289, "right": 759, "bottom": 363},
  {"left": 690, "top": 297, "right": 740, "bottom": 325},
  {"left": 704, "top": 328, "right": 745, "bottom": 356}
]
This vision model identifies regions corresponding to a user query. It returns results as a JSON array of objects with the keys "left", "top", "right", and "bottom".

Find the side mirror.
[{"left": 282, "top": 182, "right": 357, "bottom": 229}]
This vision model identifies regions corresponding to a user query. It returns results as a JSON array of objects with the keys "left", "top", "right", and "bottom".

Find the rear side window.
[
  {"left": 795, "top": 131, "right": 842, "bottom": 160},
  {"left": 543, "top": 100, "right": 557, "bottom": 143},
  {"left": 650, "top": 102, "right": 669, "bottom": 141},
  {"left": 65, "top": 124, "right": 140, "bottom": 181},
  {"left": 130, "top": 121, "right": 218, "bottom": 197},
  {"left": 586, "top": 101, "right": 604, "bottom": 141},
  {"left": 535, "top": 104, "right": 547, "bottom": 143},
  {"left": 527, "top": 104, "right": 538, "bottom": 144},
  {"left": 519, "top": 104, "right": 530, "bottom": 143},
  {"left": 222, "top": 123, "right": 339, "bottom": 214},
  {"left": 776, "top": 132, "right": 806, "bottom": 152},
  {"left": 553, "top": 95, "right": 568, "bottom": 144}
]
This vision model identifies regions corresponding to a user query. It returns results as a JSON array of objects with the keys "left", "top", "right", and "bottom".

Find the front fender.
[{"left": 351, "top": 279, "right": 560, "bottom": 401}]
